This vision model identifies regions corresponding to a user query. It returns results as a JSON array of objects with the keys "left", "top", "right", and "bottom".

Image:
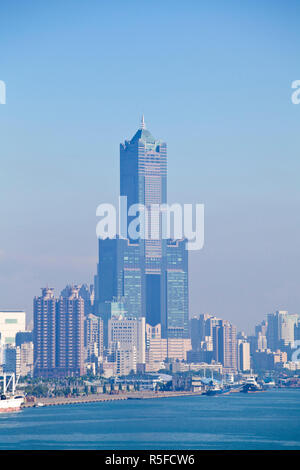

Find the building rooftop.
[
  {"left": 0, "top": 310, "right": 25, "bottom": 313},
  {"left": 130, "top": 127, "right": 156, "bottom": 144}
]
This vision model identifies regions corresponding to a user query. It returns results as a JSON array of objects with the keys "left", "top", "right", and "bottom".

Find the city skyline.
[
  {"left": 18, "top": 116, "right": 298, "bottom": 338},
  {"left": 2, "top": 114, "right": 300, "bottom": 334},
  {"left": 2, "top": 292, "right": 298, "bottom": 380},
  {"left": 1, "top": 1, "right": 300, "bottom": 454},
  {"left": 1, "top": 1, "right": 300, "bottom": 332}
]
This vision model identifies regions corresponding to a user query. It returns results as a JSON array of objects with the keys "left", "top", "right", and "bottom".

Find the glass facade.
[
  {"left": 94, "top": 120, "right": 189, "bottom": 339},
  {"left": 165, "top": 239, "right": 189, "bottom": 338}
]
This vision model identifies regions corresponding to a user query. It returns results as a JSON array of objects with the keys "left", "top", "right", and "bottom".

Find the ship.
[
  {"left": 204, "top": 382, "right": 230, "bottom": 396},
  {"left": 240, "top": 375, "right": 264, "bottom": 393},
  {"left": 0, "top": 394, "right": 24, "bottom": 413},
  {"left": 263, "top": 379, "right": 276, "bottom": 389},
  {"left": 0, "top": 373, "right": 25, "bottom": 413}
]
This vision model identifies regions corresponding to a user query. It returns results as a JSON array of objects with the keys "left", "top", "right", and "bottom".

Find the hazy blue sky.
[{"left": 1, "top": 0, "right": 300, "bottom": 331}]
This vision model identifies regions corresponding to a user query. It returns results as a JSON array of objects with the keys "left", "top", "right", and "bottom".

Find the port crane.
[{"left": 0, "top": 372, "right": 21, "bottom": 396}]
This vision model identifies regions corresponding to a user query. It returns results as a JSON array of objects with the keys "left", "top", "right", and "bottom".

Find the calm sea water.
[{"left": 0, "top": 389, "right": 299, "bottom": 450}]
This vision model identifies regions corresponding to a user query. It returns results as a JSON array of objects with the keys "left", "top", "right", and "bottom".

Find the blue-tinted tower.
[{"left": 94, "top": 118, "right": 189, "bottom": 338}]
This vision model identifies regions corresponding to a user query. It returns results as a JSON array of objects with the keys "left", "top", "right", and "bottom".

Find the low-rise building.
[
  {"left": 253, "top": 349, "right": 288, "bottom": 371},
  {"left": 0, "top": 310, "right": 26, "bottom": 346}
]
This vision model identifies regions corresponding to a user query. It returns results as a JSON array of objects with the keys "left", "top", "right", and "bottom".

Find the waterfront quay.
[{"left": 22, "top": 390, "right": 204, "bottom": 408}]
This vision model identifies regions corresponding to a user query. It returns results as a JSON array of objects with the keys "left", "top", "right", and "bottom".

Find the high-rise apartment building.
[
  {"left": 84, "top": 313, "right": 104, "bottom": 360},
  {"left": 213, "top": 320, "right": 237, "bottom": 373},
  {"left": 33, "top": 287, "right": 84, "bottom": 377},
  {"left": 61, "top": 284, "right": 94, "bottom": 316},
  {"left": 33, "top": 288, "right": 56, "bottom": 377},
  {"left": 56, "top": 287, "right": 84, "bottom": 377}
]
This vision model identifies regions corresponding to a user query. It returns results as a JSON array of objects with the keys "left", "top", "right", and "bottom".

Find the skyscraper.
[
  {"left": 165, "top": 239, "right": 189, "bottom": 338},
  {"left": 120, "top": 116, "right": 167, "bottom": 326},
  {"left": 94, "top": 118, "right": 189, "bottom": 338},
  {"left": 267, "top": 311, "right": 299, "bottom": 352}
]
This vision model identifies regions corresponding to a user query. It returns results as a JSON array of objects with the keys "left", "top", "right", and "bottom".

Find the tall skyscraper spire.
[{"left": 95, "top": 120, "right": 189, "bottom": 340}]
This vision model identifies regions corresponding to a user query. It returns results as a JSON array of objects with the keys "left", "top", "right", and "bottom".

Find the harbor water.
[{"left": 0, "top": 389, "right": 299, "bottom": 450}]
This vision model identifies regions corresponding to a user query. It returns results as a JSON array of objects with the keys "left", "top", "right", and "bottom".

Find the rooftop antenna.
[{"left": 140, "top": 114, "right": 146, "bottom": 129}]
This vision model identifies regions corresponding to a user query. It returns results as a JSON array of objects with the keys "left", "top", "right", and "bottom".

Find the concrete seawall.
[{"left": 23, "top": 391, "right": 204, "bottom": 408}]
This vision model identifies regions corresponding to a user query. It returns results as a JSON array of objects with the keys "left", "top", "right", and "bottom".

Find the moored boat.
[
  {"left": 205, "top": 383, "right": 230, "bottom": 396},
  {"left": 240, "top": 376, "right": 264, "bottom": 393},
  {"left": 0, "top": 373, "right": 25, "bottom": 412},
  {"left": 0, "top": 394, "right": 24, "bottom": 413}
]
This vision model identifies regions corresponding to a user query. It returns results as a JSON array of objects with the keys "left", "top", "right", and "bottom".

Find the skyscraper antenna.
[{"left": 140, "top": 115, "right": 146, "bottom": 129}]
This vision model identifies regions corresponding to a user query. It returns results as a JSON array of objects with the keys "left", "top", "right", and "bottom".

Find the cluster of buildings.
[
  {"left": 189, "top": 310, "right": 300, "bottom": 374},
  {"left": 0, "top": 310, "right": 33, "bottom": 376},
  {"left": 34, "top": 120, "right": 191, "bottom": 378},
  {"left": 1, "top": 120, "right": 299, "bottom": 380},
  {"left": 250, "top": 311, "right": 300, "bottom": 371},
  {"left": 31, "top": 284, "right": 192, "bottom": 378},
  {"left": 1, "top": 304, "right": 300, "bottom": 380}
]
